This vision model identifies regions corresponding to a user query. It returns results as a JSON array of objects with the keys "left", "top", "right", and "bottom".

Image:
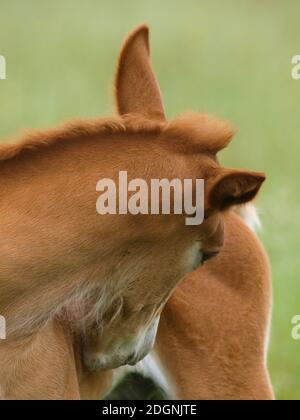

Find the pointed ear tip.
[
  {"left": 135, "top": 23, "right": 150, "bottom": 34},
  {"left": 254, "top": 172, "right": 266, "bottom": 183},
  {"left": 125, "top": 23, "right": 150, "bottom": 47},
  {"left": 116, "top": 24, "right": 151, "bottom": 84}
]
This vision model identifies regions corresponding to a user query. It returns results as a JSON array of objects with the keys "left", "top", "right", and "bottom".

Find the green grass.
[{"left": 0, "top": 0, "right": 299, "bottom": 400}]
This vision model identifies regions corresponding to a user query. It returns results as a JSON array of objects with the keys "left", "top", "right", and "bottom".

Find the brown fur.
[
  {"left": 0, "top": 24, "right": 271, "bottom": 400},
  {"left": 155, "top": 212, "right": 274, "bottom": 400},
  {"left": 0, "top": 213, "right": 274, "bottom": 400},
  {"left": 0, "top": 112, "right": 235, "bottom": 164}
]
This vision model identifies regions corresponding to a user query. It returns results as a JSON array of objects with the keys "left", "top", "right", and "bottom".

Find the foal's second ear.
[
  {"left": 115, "top": 24, "right": 166, "bottom": 121},
  {"left": 208, "top": 170, "right": 266, "bottom": 211}
]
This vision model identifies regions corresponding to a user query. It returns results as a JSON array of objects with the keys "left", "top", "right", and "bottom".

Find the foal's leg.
[{"left": 154, "top": 213, "right": 274, "bottom": 400}]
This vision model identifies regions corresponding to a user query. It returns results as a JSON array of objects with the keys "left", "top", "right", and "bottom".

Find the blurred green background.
[{"left": 0, "top": 0, "right": 299, "bottom": 400}]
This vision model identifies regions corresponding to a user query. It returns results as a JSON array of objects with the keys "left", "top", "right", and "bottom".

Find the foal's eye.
[{"left": 202, "top": 251, "right": 220, "bottom": 263}]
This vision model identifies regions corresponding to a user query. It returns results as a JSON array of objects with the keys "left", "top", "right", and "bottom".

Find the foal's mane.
[{"left": 0, "top": 113, "right": 235, "bottom": 163}]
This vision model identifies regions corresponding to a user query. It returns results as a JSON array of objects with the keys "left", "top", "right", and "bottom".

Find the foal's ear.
[
  {"left": 115, "top": 24, "right": 166, "bottom": 121},
  {"left": 208, "top": 170, "right": 266, "bottom": 211}
]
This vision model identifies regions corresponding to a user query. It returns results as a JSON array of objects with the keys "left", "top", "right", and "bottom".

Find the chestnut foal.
[{"left": 0, "top": 25, "right": 267, "bottom": 400}]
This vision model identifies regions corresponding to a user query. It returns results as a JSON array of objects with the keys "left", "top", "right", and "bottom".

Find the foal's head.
[{"left": 83, "top": 25, "right": 265, "bottom": 371}]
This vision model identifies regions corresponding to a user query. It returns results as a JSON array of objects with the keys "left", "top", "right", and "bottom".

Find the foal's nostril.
[{"left": 202, "top": 251, "right": 220, "bottom": 263}]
